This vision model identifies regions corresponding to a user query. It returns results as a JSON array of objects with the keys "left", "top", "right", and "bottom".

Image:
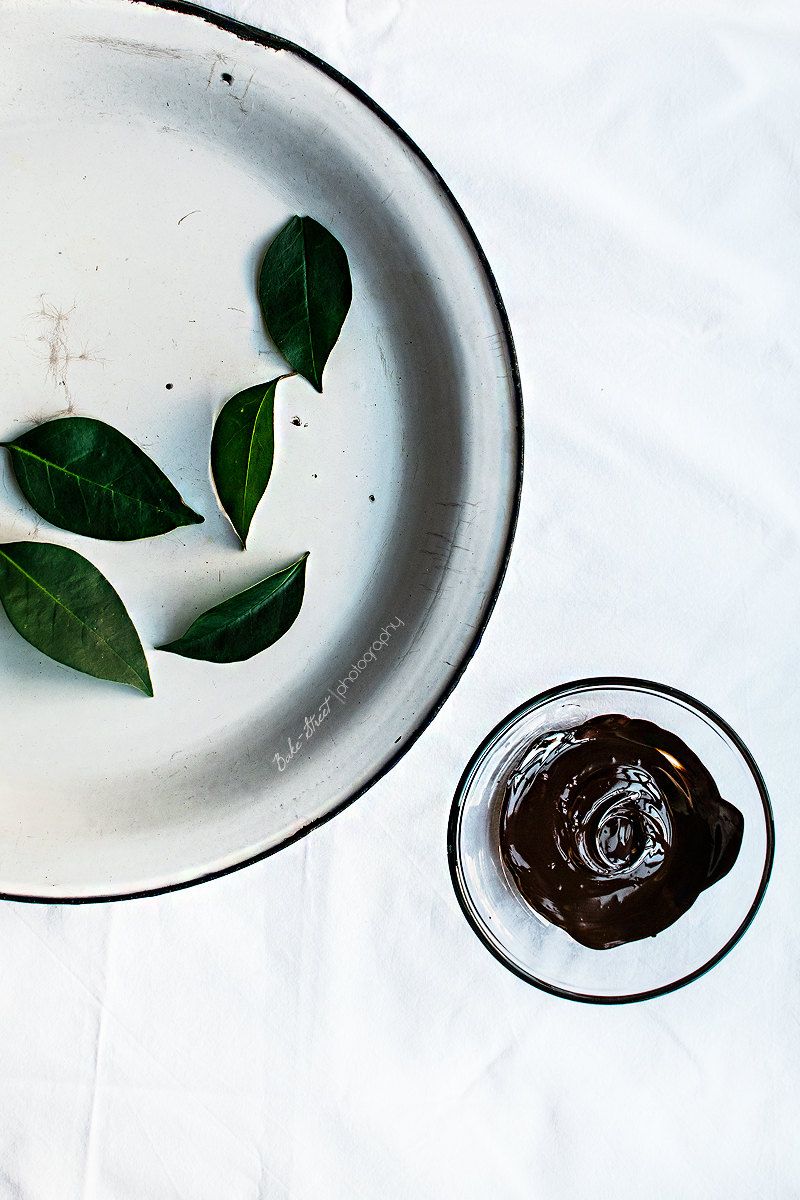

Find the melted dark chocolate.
[{"left": 499, "top": 714, "right": 744, "bottom": 950}]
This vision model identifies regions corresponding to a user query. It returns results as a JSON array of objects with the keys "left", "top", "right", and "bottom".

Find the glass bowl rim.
[{"left": 447, "top": 675, "right": 775, "bottom": 1004}]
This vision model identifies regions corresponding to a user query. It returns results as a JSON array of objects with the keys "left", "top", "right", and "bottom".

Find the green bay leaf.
[
  {"left": 157, "top": 552, "right": 308, "bottom": 663},
  {"left": 0, "top": 541, "right": 152, "bottom": 695},
  {"left": 3, "top": 416, "right": 204, "bottom": 540},
  {"left": 211, "top": 379, "right": 280, "bottom": 548},
  {"left": 258, "top": 215, "right": 351, "bottom": 392}
]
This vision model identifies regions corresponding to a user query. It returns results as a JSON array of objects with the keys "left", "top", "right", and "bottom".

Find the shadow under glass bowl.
[{"left": 448, "top": 677, "right": 774, "bottom": 1004}]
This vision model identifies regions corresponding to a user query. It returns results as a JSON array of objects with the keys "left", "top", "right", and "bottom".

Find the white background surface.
[{"left": 2, "top": 0, "right": 797, "bottom": 1195}]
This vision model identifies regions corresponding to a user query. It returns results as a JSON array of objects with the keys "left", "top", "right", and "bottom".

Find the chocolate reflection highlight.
[{"left": 499, "top": 715, "right": 744, "bottom": 950}]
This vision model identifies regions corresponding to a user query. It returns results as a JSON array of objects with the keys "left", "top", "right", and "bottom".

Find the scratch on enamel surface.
[{"left": 68, "top": 35, "right": 185, "bottom": 60}]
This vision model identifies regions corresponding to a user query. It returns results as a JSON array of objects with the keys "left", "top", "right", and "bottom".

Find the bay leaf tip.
[{"left": 135, "top": 674, "right": 155, "bottom": 698}]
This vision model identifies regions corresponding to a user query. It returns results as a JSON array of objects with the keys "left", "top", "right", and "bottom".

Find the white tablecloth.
[{"left": 3, "top": 1, "right": 796, "bottom": 1195}]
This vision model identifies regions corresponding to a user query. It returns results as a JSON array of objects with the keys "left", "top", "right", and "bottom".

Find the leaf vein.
[
  {"left": 10, "top": 446, "right": 179, "bottom": 519},
  {"left": 0, "top": 551, "right": 146, "bottom": 688}
]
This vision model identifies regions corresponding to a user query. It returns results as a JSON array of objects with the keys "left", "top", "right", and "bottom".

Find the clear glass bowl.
[{"left": 448, "top": 678, "right": 774, "bottom": 1003}]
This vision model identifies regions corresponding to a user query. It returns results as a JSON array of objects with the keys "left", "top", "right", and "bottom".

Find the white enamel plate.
[{"left": 0, "top": 0, "right": 521, "bottom": 899}]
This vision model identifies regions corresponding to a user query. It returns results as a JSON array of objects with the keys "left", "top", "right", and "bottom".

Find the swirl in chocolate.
[{"left": 499, "top": 714, "right": 744, "bottom": 950}]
